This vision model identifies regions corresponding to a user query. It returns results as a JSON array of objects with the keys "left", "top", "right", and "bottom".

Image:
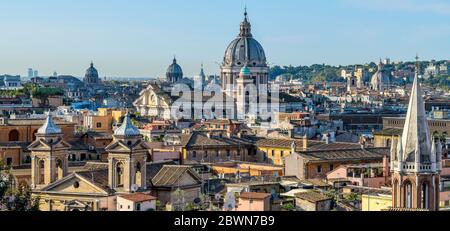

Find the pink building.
[
  {"left": 327, "top": 161, "right": 390, "bottom": 188},
  {"left": 236, "top": 192, "right": 272, "bottom": 211}
]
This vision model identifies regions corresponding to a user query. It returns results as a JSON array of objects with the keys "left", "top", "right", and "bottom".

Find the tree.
[
  {"left": 0, "top": 159, "right": 39, "bottom": 211},
  {"left": 281, "top": 203, "right": 295, "bottom": 211}
]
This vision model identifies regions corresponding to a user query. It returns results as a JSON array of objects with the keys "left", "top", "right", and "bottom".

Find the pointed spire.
[
  {"left": 397, "top": 135, "right": 403, "bottom": 161},
  {"left": 400, "top": 56, "right": 431, "bottom": 163},
  {"left": 38, "top": 114, "right": 62, "bottom": 135},
  {"left": 114, "top": 112, "right": 141, "bottom": 137},
  {"left": 244, "top": 6, "right": 248, "bottom": 21}
]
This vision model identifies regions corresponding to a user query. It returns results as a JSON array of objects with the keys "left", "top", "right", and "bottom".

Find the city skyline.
[{"left": 1, "top": 0, "right": 450, "bottom": 78}]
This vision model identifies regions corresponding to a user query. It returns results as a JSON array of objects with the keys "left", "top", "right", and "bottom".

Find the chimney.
[
  {"left": 303, "top": 134, "right": 308, "bottom": 151},
  {"left": 325, "top": 134, "right": 330, "bottom": 145}
]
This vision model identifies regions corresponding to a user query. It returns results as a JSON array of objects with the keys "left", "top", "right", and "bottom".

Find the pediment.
[
  {"left": 105, "top": 141, "right": 132, "bottom": 152},
  {"left": 41, "top": 173, "right": 109, "bottom": 195}
]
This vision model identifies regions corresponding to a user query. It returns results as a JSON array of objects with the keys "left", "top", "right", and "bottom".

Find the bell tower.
[
  {"left": 390, "top": 56, "right": 442, "bottom": 211},
  {"left": 105, "top": 113, "right": 149, "bottom": 192},
  {"left": 28, "top": 115, "right": 71, "bottom": 189}
]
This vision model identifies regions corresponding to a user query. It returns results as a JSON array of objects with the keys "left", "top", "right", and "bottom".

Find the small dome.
[
  {"left": 166, "top": 58, "right": 183, "bottom": 82},
  {"left": 38, "top": 115, "right": 62, "bottom": 135},
  {"left": 85, "top": 62, "right": 99, "bottom": 79},
  {"left": 114, "top": 114, "right": 141, "bottom": 137},
  {"left": 240, "top": 65, "right": 251, "bottom": 76}
]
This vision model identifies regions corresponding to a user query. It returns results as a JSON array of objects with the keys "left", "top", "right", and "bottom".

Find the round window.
[{"left": 73, "top": 181, "right": 80, "bottom": 189}]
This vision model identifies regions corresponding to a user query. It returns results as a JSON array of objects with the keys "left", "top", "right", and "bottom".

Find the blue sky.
[{"left": 0, "top": 0, "right": 449, "bottom": 78}]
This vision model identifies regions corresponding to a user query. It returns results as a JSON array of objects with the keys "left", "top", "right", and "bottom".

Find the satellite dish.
[
  {"left": 214, "top": 194, "right": 221, "bottom": 201},
  {"left": 224, "top": 193, "right": 236, "bottom": 211},
  {"left": 131, "top": 184, "right": 139, "bottom": 193}
]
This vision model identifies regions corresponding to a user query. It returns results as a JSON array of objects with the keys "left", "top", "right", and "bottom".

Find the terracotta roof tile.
[
  {"left": 239, "top": 192, "right": 271, "bottom": 200},
  {"left": 119, "top": 193, "right": 157, "bottom": 202},
  {"left": 295, "top": 191, "right": 331, "bottom": 203}
]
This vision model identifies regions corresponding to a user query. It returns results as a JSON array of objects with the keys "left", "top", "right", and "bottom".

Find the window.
[
  {"left": 96, "top": 122, "right": 102, "bottom": 128},
  {"left": 404, "top": 181, "right": 413, "bottom": 208},
  {"left": 136, "top": 203, "right": 141, "bottom": 211},
  {"left": 73, "top": 181, "right": 80, "bottom": 189},
  {"left": 8, "top": 130, "right": 19, "bottom": 142},
  {"left": 120, "top": 205, "right": 123, "bottom": 209},
  {"left": 280, "top": 151, "right": 284, "bottom": 158},
  {"left": 204, "top": 151, "right": 208, "bottom": 158},
  {"left": 193, "top": 151, "right": 197, "bottom": 158},
  {"left": 227, "top": 150, "right": 231, "bottom": 157},
  {"left": 128, "top": 205, "right": 131, "bottom": 209},
  {"left": 6, "top": 158, "right": 12, "bottom": 166},
  {"left": 317, "top": 165, "right": 322, "bottom": 173},
  {"left": 271, "top": 150, "right": 275, "bottom": 157},
  {"left": 330, "top": 165, "right": 334, "bottom": 171}
]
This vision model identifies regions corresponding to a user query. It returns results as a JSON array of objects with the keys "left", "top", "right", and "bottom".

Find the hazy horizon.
[{"left": 1, "top": 0, "right": 449, "bottom": 78}]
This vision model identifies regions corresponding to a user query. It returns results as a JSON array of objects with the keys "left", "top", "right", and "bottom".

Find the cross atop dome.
[{"left": 240, "top": 8, "right": 252, "bottom": 37}]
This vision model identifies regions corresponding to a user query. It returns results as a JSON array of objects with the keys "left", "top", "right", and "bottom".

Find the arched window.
[
  {"left": 393, "top": 179, "right": 399, "bottom": 207},
  {"left": 135, "top": 162, "right": 142, "bottom": 187},
  {"left": 116, "top": 162, "right": 124, "bottom": 188},
  {"left": 421, "top": 182, "right": 429, "bottom": 209},
  {"left": 404, "top": 181, "right": 413, "bottom": 209},
  {"left": 56, "top": 159, "right": 63, "bottom": 180},
  {"left": 32, "top": 129, "right": 38, "bottom": 141},
  {"left": 38, "top": 160, "right": 45, "bottom": 185},
  {"left": 8, "top": 130, "right": 20, "bottom": 142}
]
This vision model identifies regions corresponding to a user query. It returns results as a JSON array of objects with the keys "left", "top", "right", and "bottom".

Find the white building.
[{"left": 117, "top": 193, "right": 157, "bottom": 211}]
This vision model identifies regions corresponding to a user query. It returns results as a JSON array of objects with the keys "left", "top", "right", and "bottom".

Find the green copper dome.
[{"left": 240, "top": 65, "right": 251, "bottom": 76}]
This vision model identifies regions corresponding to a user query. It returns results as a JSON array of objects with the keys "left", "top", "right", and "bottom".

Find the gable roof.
[
  {"left": 239, "top": 192, "right": 271, "bottom": 200},
  {"left": 39, "top": 172, "right": 113, "bottom": 195},
  {"left": 151, "top": 165, "right": 202, "bottom": 187},
  {"left": 181, "top": 132, "right": 251, "bottom": 148},
  {"left": 118, "top": 193, "right": 157, "bottom": 202},
  {"left": 295, "top": 191, "right": 331, "bottom": 203},
  {"left": 297, "top": 148, "right": 389, "bottom": 163}
]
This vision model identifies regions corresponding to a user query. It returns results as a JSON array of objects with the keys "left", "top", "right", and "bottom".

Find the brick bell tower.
[
  {"left": 105, "top": 113, "right": 150, "bottom": 193},
  {"left": 390, "top": 56, "right": 442, "bottom": 211},
  {"left": 28, "top": 114, "right": 71, "bottom": 189}
]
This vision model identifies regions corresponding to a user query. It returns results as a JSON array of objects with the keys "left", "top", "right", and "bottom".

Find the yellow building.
[
  {"left": 212, "top": 162, "right": 284, "bottom": 177},
  {"left": 373, "top": 128, "right": 401, "bottom": 148},
  {"left": 252, "top": 137, "right": 310, "bottom": 166},
  {"left": 361, "top": 193, "right": 392, "bottom": 211},
  {"left": 83, "top": 108, "right": 127, "bottom": 133}
]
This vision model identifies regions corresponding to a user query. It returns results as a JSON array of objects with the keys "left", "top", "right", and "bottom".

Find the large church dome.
[
  {"left": 223, "top": 10, "right": 267, "bottom": 67},
  {"left": 166, "top": 58, "right": 183, "bottom": 83},
  {"left": 85, "top": 62, "right": 99, "bottom": 79},
  {"left": 84, "top": 61, "right": 100, "bottom": 85}
]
